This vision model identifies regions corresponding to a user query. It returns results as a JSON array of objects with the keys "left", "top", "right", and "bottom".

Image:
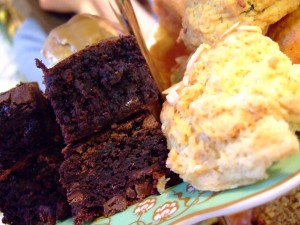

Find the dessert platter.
[{"left": 2, "top": 1, "right": 300, "bottom": 225}]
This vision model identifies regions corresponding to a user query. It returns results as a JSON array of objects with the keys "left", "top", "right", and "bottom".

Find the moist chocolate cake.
[
  {"left": 59, "top": 111, "right": 181, "bottom": 225},
  {"left": 0, "top": 82, "right": 63, "bottom": 174},
  {"left": 36, "top": 35, "right": 159, "bottom": 144},
  {"left": 0, "top": 149, "right": 71, "bottom": 225}
]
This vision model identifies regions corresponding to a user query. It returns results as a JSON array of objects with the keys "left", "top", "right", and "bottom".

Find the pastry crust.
[
  {"left": 153, "top": 0, "right": 184, "bottom": 36},
  {"left": 150, "top": 0, "right": 189, "bottom": 87},
  {"left": 267, "top": 7, "right": 300, "bottom": 64}
]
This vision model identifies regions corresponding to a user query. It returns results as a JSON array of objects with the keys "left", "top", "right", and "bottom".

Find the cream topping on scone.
[
  {"left": 180, "top": 0, "right": 300, "bottom": 49},
  {"left": 161, "top": 25, "right": 300, "bottom": 191}
]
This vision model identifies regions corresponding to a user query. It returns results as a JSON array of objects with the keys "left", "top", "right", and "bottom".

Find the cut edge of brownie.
[
  {"left": 59, "top": 111, "right": 181, "bottom": 225},
  {"left": 0, "top": 148, "right": 71, "bottom": 225},
  {"left": 0, "top": 82, "right": 64, "bottom": 172}
]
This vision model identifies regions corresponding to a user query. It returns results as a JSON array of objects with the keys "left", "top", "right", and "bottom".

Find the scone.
[
  {"left": 180, "top": 0, "right": 300, "bottom": 49},
  {"left": 161, "top": 24, "right": 300, "bottom": 191}
]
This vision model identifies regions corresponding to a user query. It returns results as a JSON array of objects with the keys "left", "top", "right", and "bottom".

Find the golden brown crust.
[
  {"left": 150, "top": 0, "right": 190, "bottom": 88},
  {"left": 180, "top": 0, "right": 300, "bottom": 49},
  {"left": 152, "top": 0, "right": 185, "bottom": 36},
  {"left": 267, "top": 7, "right": 300, "bottom": 64}
]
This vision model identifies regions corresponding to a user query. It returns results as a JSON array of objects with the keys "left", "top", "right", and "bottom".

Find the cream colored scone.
[
  {"left": 180, "top": 0, "right": 300, "bottom": 50},
  {"left": 161, "top": 24, "right": 300, "bottom": 191}
]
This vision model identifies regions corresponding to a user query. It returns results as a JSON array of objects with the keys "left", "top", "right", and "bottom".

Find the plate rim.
[{"left": 171, "top": 169, "right": 300, "bottom": 225}]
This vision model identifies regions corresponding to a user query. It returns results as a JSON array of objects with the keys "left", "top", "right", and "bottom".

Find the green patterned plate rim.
[{"left": 57, "top": 151, "right": 300, "bottom": 225}]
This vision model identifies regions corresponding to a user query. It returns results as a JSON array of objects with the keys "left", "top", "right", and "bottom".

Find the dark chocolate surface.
[
  {"left": 0, "top": 149, "right": 71, "bottom": 225},
  {"left": 37, "top": 35, "right": 159, "bottom": 144},
  {"left": 59, "top": 112, "right": 180, "bottom": 225},
  {"left": 0, "top": 82, "right": 63, "bottom": 172}
]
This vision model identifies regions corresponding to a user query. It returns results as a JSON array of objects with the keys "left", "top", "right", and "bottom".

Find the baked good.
[
  {"left": 161, "top": 25, "right": 300, "bottom": 191},
  {"left": 0, "top": 149, "right": 71, "bottom": 225},
  {"left": 42, "top": 13, "right": 120, "bottom": 66},
  {"left": 59, "top": 111, "right": 181, "bottom": 225},
  {"left": 267, "top": 6, "right": 300, "bottom": 64},
  {"left": 153, "top": 0, "right": 184, "bottom": 36},
  {"left": 180, "top": 0, "right": 300, "bottom": 49},
  {"left": 0, "top": 82, "right": 62, "bottom": 174},
  {"left": 36, "top": 35, "right": 159, "bottom": 144},
  {"left": 226, "top": 210, "right": 253, "bottom": 225},
  {"left": 0, "top": 82, "right": 70, "bottom": 225},
  {"left": 251, "top": 186, "right": 300, "bottom": 225},
  {"left": 150, "top": 0, "right": 190, "bottom": 87}
]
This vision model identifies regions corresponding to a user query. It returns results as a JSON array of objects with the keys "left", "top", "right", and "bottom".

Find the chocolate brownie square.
[
  {"left": 0, "top": 149, "right": 71, "bottom": 225},
  {"left": 0, "top": 82, "right": 63, "bottom": 173},
  {"left": 59, "top": 112, "right": 181, "bottom": 225},
  {"left": 36, "top": 35, "right": 159, "bottom": 143}
]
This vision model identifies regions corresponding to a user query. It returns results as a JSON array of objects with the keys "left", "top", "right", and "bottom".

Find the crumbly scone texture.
[
  {"left": 180, "top": 0, "right": 300, "bottom": 49},
  {"left": 252, "top": 186, "right": 300, "bottom": 225},
  {"left": 161, "top": 25, "right": 300, "bottom": 191}
]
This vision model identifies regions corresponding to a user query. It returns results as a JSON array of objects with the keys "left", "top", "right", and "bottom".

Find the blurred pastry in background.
[
  {"left": 227, "top": 210, "right": 252, "bottom": 225},
  {"left": 149, "top": 0, "right": 190, "bottom": 88},
  {"left": 251, "top": 186, "right": 300, "bottom": 225},
  {"left": 152, "top": 0, "right": 184, "bottom": 36},
  {"left": 161, "top": 24, "right": 300, "bottom": 191},
  {"left": 180, "top": 0, "right": 300, "bottom": 50},
  {"left": 267, "top": 6, "right": 300, "bottom": 64},
  {"left": 42, "top": 13, "right": 121, "bottom": 66}
]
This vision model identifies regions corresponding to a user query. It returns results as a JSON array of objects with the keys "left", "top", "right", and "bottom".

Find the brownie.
[
  {"left": 36, "top": 35, "right": 159, "bottom": 144},
  {"left": 0, "top": 82, "right": 63, "bottom": 174},
  {"left": 0, "top": 149, "right": 71, "bottom": 225},
  {"left": 59, "top": 112, "right": 181, "bottom": 225}
]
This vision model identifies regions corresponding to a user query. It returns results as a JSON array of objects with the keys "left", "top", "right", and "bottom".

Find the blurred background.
[
  {"left": 0, "top": 0, "right": 23, "bottom": 92},
  {"left": 0, "top": 0, "right": 156, "bottom": 93},
  {"left": 0, "top": 0, "right": 74, "bottom": 92}
]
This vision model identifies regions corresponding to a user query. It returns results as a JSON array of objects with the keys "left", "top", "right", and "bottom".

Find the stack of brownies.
[
  {"left": 0, "top": 83, "right": 71, "bottom": 225},
  {"left": 0, "top": 35, "right": 180, "bottom": 225},
  {"left": 37, "top": 35, "right": 181, "bottom": 224}
]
